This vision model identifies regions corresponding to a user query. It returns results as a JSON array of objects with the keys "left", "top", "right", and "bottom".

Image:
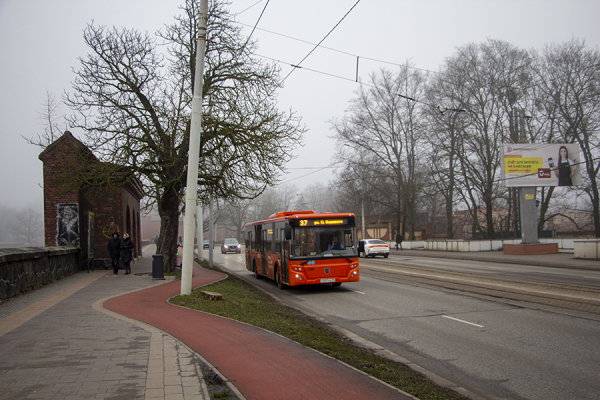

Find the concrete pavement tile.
[
  {"left": 146, "top": 373, "right": 164, "bottom": 389},
  {"left": 165, "top": 384, "right": 184, "bottom": 394},
  {"left": 164, "top": 375, "right": 182, "bottom": 386},
  {"left": 145, "top": 387, "right": 165, "bottom": 398},
  {"left": 165, "top": 394, "right": 185, "bottom": 400}
]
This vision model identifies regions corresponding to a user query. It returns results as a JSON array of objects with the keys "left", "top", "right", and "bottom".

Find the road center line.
[
  {"left": 442, "top": 315, "right": 484, "bottom": 328},
  {"left": 350, "top": 289, "right": 366, "bottom": 294}
]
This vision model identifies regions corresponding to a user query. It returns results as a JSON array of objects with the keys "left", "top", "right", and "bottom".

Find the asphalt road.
[{"left": 208, "top": 250, "right": 600, "bottom": 400}]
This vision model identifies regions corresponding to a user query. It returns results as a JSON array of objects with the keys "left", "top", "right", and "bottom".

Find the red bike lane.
[{"left": 103, "top": 262, "right": 414, "bottom": 400}]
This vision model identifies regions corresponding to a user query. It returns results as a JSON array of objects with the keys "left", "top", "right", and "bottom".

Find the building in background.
[{"left": 39, "top": 131, "right": 143, "bottom": 268}]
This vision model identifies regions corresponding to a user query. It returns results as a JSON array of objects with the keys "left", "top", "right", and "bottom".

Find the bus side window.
[
  {"left": 275, "top": 228, "right": 281, "bottom": 254},
  {"left": 254, "top": 225, "right": 261, "bottom": 252}
]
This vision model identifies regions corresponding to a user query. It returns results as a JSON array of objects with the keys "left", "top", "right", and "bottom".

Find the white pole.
[
  {"left": 361, "top": 198, "right": 366, "bottom": 240},
  {"left": 181, "top": 0, "right": 208, "bottom": 295},
  {"left": 209, "top": 191, "right": 214, "bottom": 268},
  {"left": 196, "top": 200, "right": 204, "bottom": 261}
]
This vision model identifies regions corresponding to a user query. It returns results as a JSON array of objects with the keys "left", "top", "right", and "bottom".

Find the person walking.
[
  {"left": 121, "top": 233, "right": 134, "bottom": 275},
  {"left": 107, "top": 231, "right": 121, "bottom": 275},
  {"left": 395, "top": 231, "right": 403, "bottom": 251}
]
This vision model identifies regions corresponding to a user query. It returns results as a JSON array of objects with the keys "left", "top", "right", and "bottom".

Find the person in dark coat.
[
  {"left": 121, "top": 233, "right": 134, "bottom": 275},
  {"left": 395, "top": 231, "right": 403, "bottom": 250},
  {"left": 107, "top": 231, "right": 121, "bottom": 275}
]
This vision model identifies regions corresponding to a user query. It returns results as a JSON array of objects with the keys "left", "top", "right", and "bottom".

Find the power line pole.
[
  {"left": 181, "top": 0, "right": 208, "bottom": 295},
  {"left": 196, "top": 200, "right": 203, "bottom": 262}
]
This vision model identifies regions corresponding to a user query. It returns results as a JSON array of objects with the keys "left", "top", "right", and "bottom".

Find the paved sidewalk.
[
  {"left": 0, "top": 245, "right": 217, "bottom": 400},
  {"left": 3, "top": 244, "right": 596, "bottom": 400},
  {"left": 0, "top": 245, "right": 415, "bottom": 400}
]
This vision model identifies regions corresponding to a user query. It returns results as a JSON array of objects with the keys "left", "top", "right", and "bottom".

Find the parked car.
[
  {"left": 203, "top": 240, "right": 210, "bottom": 249},
  {"left": 221, "top": 238, "right": 241, "bottom": 254},
  {"left": 358, "top": 239, "right": 389, "bottom": 258}
]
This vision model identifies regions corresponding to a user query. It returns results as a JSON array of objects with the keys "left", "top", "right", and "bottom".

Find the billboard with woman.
[{"left": 501, "top": 143, "right": 582, "bottom": 187}]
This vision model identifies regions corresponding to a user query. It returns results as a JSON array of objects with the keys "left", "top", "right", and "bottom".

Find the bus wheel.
[
  {"left": 275, "top": 267, "right": 286, "bottom": 290},
  {"left": 253, "top": 261, "right": 260, "bottom": 279},
  {"left": 332, "top": 282, "right": 342, "bottom": 287}
]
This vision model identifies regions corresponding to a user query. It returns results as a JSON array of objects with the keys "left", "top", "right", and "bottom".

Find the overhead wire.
[
  {"left": 239, "top": 0, "right": 270, "bottom": 51},
  {"left": 284, "top": 161, "right": 344, "bottom": 183},
  {"left": 234, "top": 21, "right": 439, "bottom": 76},
  {"left": 232, "top": 1, "right": 463, "bottom": 113},
  {"left": 256, "top": 52, "right": 465, "bottom": 112},
  {"left": 280, "top": 0, "right": 362, "bottom": 84}
]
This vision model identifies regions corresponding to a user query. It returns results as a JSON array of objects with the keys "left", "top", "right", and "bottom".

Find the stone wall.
[{"left": 0, "top": 246, "right": 83, "bottom": 300}]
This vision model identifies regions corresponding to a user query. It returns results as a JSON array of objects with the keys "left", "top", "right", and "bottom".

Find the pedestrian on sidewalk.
[
  {"left": 107, "top": 231, "right": 121, "bottom": 275},
  {"left": 395, "top": 231, "right": 403, "bottom": 250},
  {"left": 121, "top": 233, "right": 134, "bottom": 275}
]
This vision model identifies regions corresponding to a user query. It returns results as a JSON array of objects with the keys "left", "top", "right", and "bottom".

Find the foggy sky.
[{"left": 1, "top": 0, "right": 599, "bottom": 213}]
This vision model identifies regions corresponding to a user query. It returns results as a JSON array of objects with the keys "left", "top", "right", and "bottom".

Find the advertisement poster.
[{"left": 501, "top": 143, "right": 582, "bottom": 187}]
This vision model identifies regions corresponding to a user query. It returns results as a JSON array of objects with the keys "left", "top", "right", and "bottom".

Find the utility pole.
[
  {"left": 181, "top": 0, "right": 208, "bottom": 295},
  {"left": 209, "top": 191, "right": 214, "bottom": 268},
  {"left": 196, "top": 200, "right": 203, "bottom": 262}
]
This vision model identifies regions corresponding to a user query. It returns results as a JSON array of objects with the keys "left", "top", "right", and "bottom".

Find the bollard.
[{"left": 152, "top": 254, "right": 165, "bottom": 280}]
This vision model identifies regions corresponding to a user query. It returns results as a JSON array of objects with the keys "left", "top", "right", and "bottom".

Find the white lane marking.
[
  {"left": 350, "top": 289, "right": 366, "bottom": 294},
  {"left": 442, "top": 315, "right": 484, "bottom": 328}
]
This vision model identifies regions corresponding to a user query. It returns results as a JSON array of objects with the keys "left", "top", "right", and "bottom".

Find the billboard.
[{"left": 501, "top": 143, "right": 582, "bottom": 187}]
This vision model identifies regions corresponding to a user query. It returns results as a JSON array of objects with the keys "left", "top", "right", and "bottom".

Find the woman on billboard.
[{"left": 553, "top": 145, "right": 578, "bottom": 186}]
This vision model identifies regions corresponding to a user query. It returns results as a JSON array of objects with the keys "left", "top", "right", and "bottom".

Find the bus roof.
[{"left": 244, "top": 211, "right": 356, "bottom": 227}]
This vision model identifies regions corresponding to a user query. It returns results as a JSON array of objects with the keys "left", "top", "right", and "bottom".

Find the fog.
[{"left": 1, "top": 0, "right": 599, "bottom": 247}]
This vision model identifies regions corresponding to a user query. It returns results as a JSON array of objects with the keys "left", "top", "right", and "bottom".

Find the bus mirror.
[{"left": 284, "top": 223, "right": 291, "bottom": 240}]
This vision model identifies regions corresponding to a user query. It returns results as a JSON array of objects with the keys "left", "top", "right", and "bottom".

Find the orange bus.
[{"left": 244, "top": 210, "right": 359, "bottom": 289}]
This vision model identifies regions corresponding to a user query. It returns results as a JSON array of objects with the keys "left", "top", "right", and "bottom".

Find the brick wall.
[
  {"left": 0, "top": 246, "right": 83, "bottom": 300},
  {"left": 38, "top": 132, "right": 144, "bottom": 269},
  {"left": 39, "top": 132, "right": 85, "bottom": 247}
]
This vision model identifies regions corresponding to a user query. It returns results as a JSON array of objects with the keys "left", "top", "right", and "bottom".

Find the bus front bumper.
[{"left": 289, "top": 268, "right": 359, "bottom": 286}]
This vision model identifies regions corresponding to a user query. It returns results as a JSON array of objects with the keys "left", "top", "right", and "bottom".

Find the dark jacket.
[
  {"left": 121, "top": 237, "right": 134, "bottom": 264},
  {"left": 395, "top": 233, "right": 403, "bottom": 244},
  {"left": 107, "top": 232, "right": 121, "bottom": 258}
]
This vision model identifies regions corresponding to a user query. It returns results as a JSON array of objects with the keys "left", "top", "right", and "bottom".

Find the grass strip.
[{"left": 170, "top": 261, "right": 468, "bottom": 400}]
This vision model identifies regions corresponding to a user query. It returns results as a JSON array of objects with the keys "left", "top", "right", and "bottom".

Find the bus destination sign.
[{"left": 299, "top": 218, "right": 347, "bottom": 227}]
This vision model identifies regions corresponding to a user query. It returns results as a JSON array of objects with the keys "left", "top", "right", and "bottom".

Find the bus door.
[
  {"left": 261, "top": 227, "right": 268, "bottom": 276},
  {"left": 246, "top": 229, "right": 252, "bottom": 271},
  {"left": 280, "top": 228, "right": 288, "bottom": 284}
]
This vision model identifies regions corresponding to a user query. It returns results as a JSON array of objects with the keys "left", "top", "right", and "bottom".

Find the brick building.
[{"left": 39, "top": 131, "right": 144, "bottom": 268}]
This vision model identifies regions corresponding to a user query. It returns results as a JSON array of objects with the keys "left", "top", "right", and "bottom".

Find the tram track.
[{"left": 360, "top": 258, "right": 600, "bottom": 318}]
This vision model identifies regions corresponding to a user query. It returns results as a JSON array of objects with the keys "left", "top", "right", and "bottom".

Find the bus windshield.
[{"left": 291, "top": 226, "right": 357, "bottom": 258}]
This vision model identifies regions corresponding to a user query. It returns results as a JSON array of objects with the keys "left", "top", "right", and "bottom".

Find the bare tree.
[
  {"left": 534, "top": 39, "right": 600, "bottom": 237},
  {"left": 215, "top": 198, "right": 253, "bottom": 240},
  {"left": 10, "top": 207, "right": 43, "bottom": 247},
  {"left": 423, "top": 72, "right": 469, "bottom": 238},
  {"left": 294, "top": 182, "right": 336, "bottom": 213},
  {"left": 439, "top": 39, "right": 532, "bottom": 238},
  {"left": 0, "top": 206, "right": 18, "bottom": 246},
  {"left": 64, "top": 0, "right": 304, "bottom": 270},
  {"left": 246, "top": 184, "right": 301, "bottom": 222},
  {"left": 330, "top": 65, "right": 427, "bottom": 239},
  {"left": 23, "top": 90, "right": 67, "bottom": 148}
]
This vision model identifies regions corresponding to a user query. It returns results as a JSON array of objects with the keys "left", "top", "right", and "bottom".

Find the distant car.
[
  {"left": 358, "top": 239, "right": 389, "bottom": 258},
  {"left": 221, "top": 238, "right": 241, "bottom": 254},
  {"left": 203, "top": 240, "right": 210, "bottom": 249}
]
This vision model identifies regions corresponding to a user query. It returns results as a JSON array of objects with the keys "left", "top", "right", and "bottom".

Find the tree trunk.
[
  {"left": 157, "top": 188, "right": 181, "bottom": 272},
  {"left": 589, "top": 173, "right": 600, "bottom": 238}
]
